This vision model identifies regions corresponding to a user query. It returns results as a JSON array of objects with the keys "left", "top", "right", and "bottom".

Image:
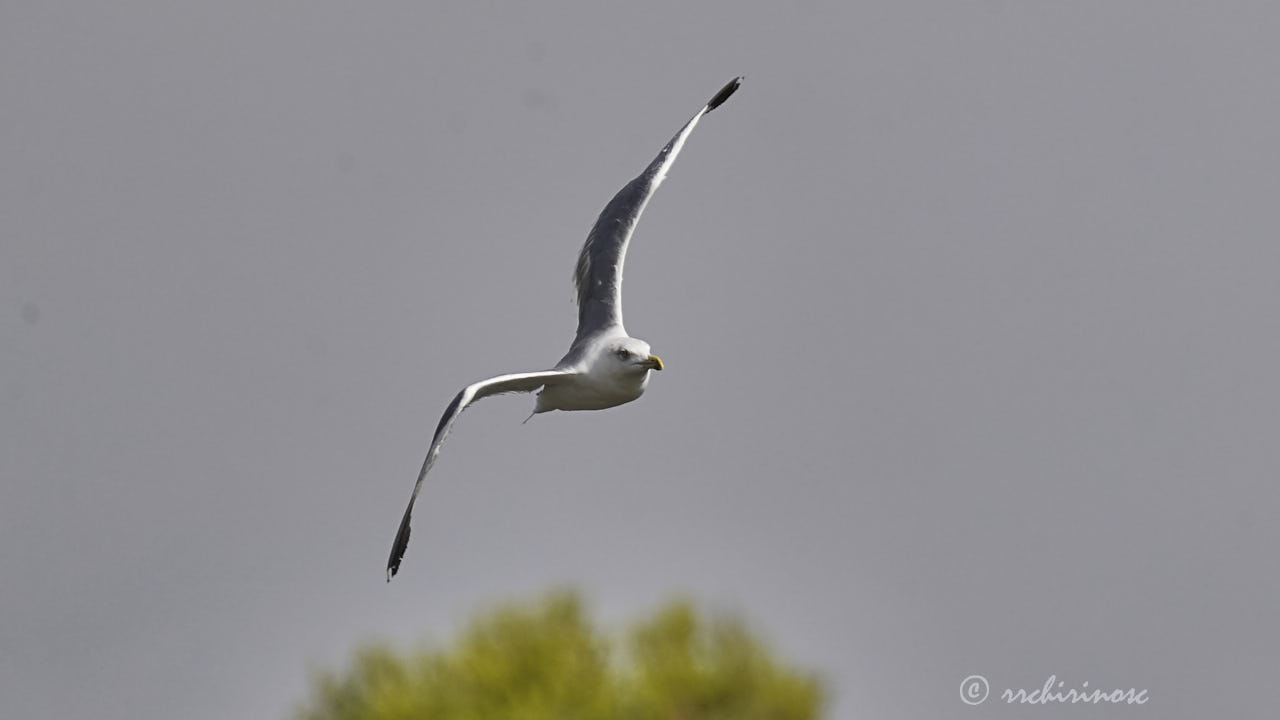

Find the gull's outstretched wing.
[
  {"left": 572, "top": 76, "right": 742, "bottom": 340},
  {"left": 387, "top": 370, "right": 574, "bottom": 580}
]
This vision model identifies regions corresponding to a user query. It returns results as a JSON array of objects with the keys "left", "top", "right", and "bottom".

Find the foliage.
[{"left": 297, "top": 590, "right": 823, "bottom": 720}]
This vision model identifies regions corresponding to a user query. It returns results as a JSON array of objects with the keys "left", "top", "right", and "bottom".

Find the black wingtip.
[
  {"left": 386, "top": 506, "right": 413, "bottom": 582},
  {"left": 705, "top": 76, "right": 743, "bottom": 113},
  {"left": 386, "top": 537, "right": 405, "bottom": 582}
]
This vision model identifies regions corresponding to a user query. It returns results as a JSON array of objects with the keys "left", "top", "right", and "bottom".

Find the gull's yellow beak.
[{"left": 646, "top": 354, "right": 664, "bottom": 371}]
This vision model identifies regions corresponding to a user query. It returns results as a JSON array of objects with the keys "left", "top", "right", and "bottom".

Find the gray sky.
[{"left": 3, "top": 2, "right": 1278, "bottom": 718}]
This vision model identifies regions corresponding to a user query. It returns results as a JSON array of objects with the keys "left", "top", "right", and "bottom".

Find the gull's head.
[{"left": 605, "top": 337, "right": 663, "bottom": 376}]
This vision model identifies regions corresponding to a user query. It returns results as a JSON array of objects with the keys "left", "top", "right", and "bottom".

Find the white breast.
[{"left": 535, "top": 372, "right": 649, "bottom": 413}]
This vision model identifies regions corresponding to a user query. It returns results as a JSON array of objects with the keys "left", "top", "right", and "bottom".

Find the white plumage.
[{"left": 387, "top": 77, "right": 743, "bottom": 580}]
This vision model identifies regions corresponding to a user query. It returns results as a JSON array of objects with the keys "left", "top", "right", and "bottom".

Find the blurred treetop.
[{"left": 297, "top": 589, "right": 823, "bottom": 720}]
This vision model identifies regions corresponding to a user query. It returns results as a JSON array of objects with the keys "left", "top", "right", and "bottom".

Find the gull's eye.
[{"left": 615, "top": 347, "right": 630, "bottom": 359}]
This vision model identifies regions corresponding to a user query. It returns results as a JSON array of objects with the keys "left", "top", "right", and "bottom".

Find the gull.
[{"left": 387, "top": 76, "right": 743, "bottom": 580}]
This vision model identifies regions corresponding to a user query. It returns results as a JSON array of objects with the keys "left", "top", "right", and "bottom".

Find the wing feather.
[
  {"left": 572, "top": 77, "right": 742, "bottom": 340},
  {"left": 386, "top": 370, "right": 573, "bottom": 580}
]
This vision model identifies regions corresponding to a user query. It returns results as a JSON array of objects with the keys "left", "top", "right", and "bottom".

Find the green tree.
[{"left": 298, "top": 590, "right": 823, "bottom": 720}]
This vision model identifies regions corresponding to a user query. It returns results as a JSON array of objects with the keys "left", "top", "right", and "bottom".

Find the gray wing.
[
  {"left": 387, "top": 369, "right": 574, "bottom": 580},
  {"left": 572, "top": 77, "right": 742, "bottom": 340}
]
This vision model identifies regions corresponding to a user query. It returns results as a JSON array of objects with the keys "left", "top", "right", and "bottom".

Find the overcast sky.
[{"left": 3, "top": 2, "right": 1279, "bottom": 718}]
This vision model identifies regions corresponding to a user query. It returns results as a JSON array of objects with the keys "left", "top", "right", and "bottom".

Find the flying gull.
[{"left": 387, "top": 76, "right": 743, "bottom": 580}]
